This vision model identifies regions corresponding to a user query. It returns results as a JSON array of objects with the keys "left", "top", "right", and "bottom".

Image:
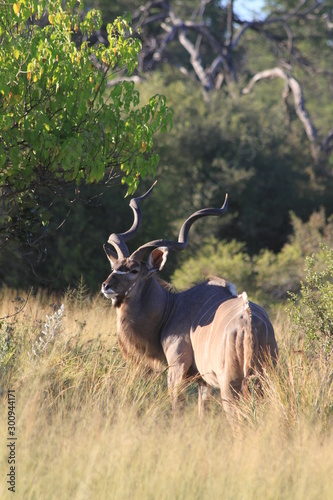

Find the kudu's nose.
[{"left": 102, "top": 281, "right": 110, "bottom": 291}]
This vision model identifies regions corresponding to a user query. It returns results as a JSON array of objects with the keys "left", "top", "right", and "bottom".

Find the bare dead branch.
[
  {"left": 226, "top": 0, "right": 234, "bottom": 47},
  {"left": 178, "top": 29, "right": 212, "bottom": 89},
  {"left": 321, "top": 128, "right": 333, "bottom": 154},
  {"left": 242, "top": 67, "right": 319, "bottom": 160}
]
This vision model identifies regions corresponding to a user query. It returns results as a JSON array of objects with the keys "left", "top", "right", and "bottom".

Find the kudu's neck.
[{"left": 116, "top": 276, "right": 173, "bottom": 366}]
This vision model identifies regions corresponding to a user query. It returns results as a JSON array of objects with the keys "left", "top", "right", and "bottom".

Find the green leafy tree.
[{"left": 0, "top": 0, "right": 172, "bottom": 251}]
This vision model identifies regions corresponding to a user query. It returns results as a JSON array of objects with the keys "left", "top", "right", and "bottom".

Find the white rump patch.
[{"left": 239, "top": 291, "right": 250, "bottom": 309}]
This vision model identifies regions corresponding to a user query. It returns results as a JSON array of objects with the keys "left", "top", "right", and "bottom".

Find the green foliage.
[
  {"left": 171, "top": 209, "right": 333, "bottom": 306},
  {"left": 0, "top": 0, "right": 172, "bottom": 246},
  {"left": 256, "top": 209, "right": 333, "bottom": 300},
  {"left": 255, "top": 242, "right": 303, "bottom": 300},
  {"left": 171, "top": 238, "right": 253, "bottom": 292},
  {"left": 289, "top": 245, "right": 333, "bottom": 357},
  {"left": 83, "top": 0, "right": 141, "bottom": 23}
]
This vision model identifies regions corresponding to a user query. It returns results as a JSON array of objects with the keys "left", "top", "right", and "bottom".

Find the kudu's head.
[{"left": 101, "top": 182, "right": 228, "bottom": 305}]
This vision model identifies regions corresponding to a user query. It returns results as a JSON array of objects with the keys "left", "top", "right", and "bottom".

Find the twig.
[{"left": 0, "top": 287, "right": 33, "bottom": 321}]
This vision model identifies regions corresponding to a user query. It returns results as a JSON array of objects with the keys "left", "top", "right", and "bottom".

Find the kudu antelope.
[{"left": 102, "top": 183, "right": 278, "bottom": 419}]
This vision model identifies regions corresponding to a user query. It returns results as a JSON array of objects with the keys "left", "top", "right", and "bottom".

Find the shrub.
[
  {"left": 255, "top": 209, "right": 333, "bottom": 300},
  {"left": 255, "top": 242, "right": 304, "bottom": 300},
  {"left": 171, "top": 238, "right": 253, "bottom": 292},
  {"left": 289, "top": 244, "right": 333, "bottom": 357}
]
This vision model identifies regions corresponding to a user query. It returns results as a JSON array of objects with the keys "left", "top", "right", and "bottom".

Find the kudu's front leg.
[
  {"left": 167, "top": 363, "right": 189, "bottom": 412},
  {"left": 165, "top": 340, "right": 193, "bottom": 412}
]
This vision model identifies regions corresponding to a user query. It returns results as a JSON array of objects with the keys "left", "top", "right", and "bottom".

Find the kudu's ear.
[
  {"left": 147, "top": 247, "right": 169, "bottom": 273},
  {"left": 103, "top": 244, "right": 118, "bottom": 268}
]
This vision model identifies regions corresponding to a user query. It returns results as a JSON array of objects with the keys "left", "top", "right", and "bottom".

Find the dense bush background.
[{"left": 1, "top": 0, "right": 332, "bottom": 295}]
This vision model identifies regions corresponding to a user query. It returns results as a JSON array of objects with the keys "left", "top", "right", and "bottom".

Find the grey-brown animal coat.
[{"left": 102, "top": 184, "right": 278, "bottom": 419}]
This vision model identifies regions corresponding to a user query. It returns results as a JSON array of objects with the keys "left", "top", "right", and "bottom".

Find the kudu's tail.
[{"left": 239, "top": 292, "right": 259, "bottom": 396}]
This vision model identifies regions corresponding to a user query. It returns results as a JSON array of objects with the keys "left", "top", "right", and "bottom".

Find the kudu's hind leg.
[{"left": 219, "top": 378, "right": 242, "bottom": 425}]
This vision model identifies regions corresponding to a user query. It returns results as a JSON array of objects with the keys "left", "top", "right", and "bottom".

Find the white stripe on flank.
[
  {"left": 251, "top": 305, "right": 269, "bottom": 342},
  {"left": 193, "top": 292, "right": 232, "bottom": 329},
  {"left": 192, "top": 292, "right": 222, "bottom": 325}
]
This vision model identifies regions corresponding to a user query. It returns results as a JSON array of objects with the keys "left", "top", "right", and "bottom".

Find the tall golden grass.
[{"left": 0, "top": 287, "right": 333, "bottom": 499}]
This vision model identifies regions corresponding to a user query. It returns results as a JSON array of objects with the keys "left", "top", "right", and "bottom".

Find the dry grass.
[{"left": 0, "top": 289, "right": 333, "bottom": 499}]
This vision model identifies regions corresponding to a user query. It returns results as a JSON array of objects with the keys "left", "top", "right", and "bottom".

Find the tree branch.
[
  {"left": 232, "top": 1, "right": 323, "bottom": 48},
  {"left": 178, "top": 29, "right": 212, "bottom": 89},
  {"left": 243, "top": 67, "right": 319, "bottom": 160},
  {"left": 321, "top": 128, "right": 333, "bottom": 154}
]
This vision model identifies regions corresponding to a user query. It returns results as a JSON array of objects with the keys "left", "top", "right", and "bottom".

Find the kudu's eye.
[{"left": 130, "top": 269, "right": 139, "bottom": 275}]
